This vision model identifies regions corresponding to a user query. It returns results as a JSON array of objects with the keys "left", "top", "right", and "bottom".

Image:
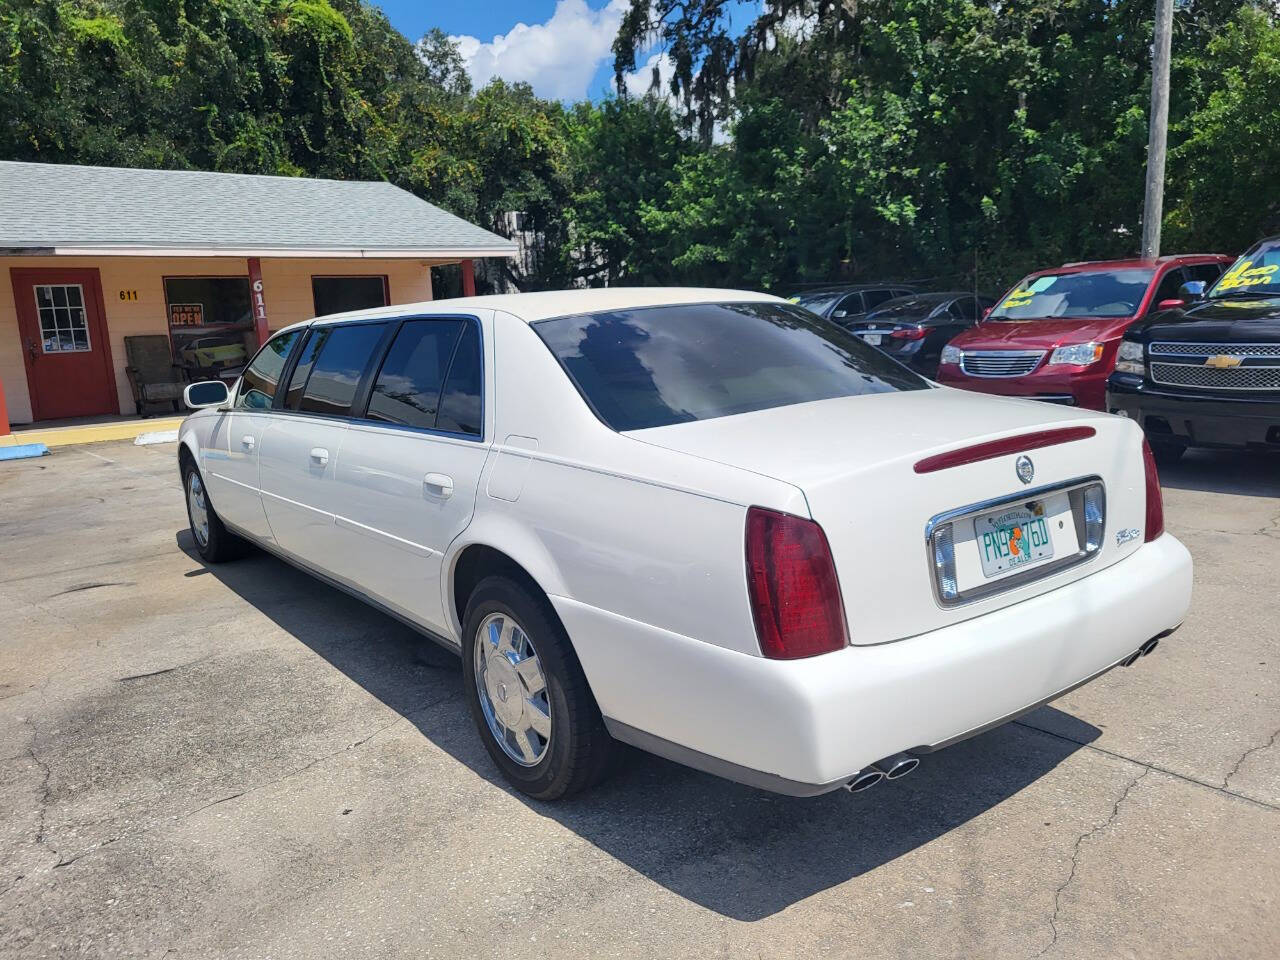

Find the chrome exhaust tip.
[
  {"left": 1140, "top": 637, "right": 1160, "bottom": 657},
  {"left": 1120, "top": 649, "right": 1142, "bottom": 667},
  {"left": 872, "top": 752, "right": 920, "bottom": 780},
  {"left": 844, "top": 769, "right": 884, "bottom": 793}
]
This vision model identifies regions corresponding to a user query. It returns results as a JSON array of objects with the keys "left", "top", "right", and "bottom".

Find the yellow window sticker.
[{"left": 1216, "top": 259, "right": 1279, "bottom": 291}]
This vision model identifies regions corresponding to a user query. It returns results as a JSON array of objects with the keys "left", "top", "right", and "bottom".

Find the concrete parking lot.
[{"left": 1, "top": 439, "right": 1277, "bottom": 959}]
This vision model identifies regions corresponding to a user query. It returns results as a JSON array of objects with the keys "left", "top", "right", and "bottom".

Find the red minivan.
[{"left": 936, "top": 254, "right": 1233, "bottom": 409}]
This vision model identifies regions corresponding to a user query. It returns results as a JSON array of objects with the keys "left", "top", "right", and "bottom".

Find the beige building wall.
[{"left": 2, "top": 255, "right": 438, "bottom": 424}]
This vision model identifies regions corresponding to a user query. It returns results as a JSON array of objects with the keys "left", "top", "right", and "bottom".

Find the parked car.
[
  {"left": 841, "top": 292, "right": 997, "bottom": 376},
  {"left": 789, "top": 283, "right": 917, "bottom": 325},
  {"left": 178, "top": 289, "right": 1191, "bottom": 800},
  {"left": 1108, "top": 237, "right": 1280, "bottom": 462},
  {"left": 936, "top": 254, "right": 1233, "bottom": 409},
  {"left": 179, "top": 336, "right": 247, "bottom": 372}
]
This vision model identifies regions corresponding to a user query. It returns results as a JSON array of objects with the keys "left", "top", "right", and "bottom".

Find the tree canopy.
[{"left": 3, "top": 0, "right": 1277, "bottom": 294}]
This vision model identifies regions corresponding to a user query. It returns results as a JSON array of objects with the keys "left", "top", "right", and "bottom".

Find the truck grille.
[
  {"left": 1148, "top": 342, "right": 1280, "bottom": 391},
  {"left": 959, "top": 350, "right": 1045, "bottom": 378}
]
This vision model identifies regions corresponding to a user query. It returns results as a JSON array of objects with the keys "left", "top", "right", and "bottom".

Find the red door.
[{"left": 11, "top": 268, "right": 118, "bottom": 421}]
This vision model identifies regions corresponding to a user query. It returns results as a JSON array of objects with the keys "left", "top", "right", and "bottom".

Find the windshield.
[
  {"left": 988, "top": 269, "right": 1156, "bottom": 320},
  {"left": 1208, "top": 240, "right": 1280, "bottom": 298},
  {"left": 533, "top": 301, "right": 929, "bottom": 431},
  {"left": 869, "top": 296, "right": 943, "bottom": 319},
  {"left": 790, "top": 293, "right": 842, "bottom": 315}
]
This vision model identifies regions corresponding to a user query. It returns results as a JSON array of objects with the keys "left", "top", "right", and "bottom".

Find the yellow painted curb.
[{"left": 0, "top": 417, "right": 185, "bottom": 449}]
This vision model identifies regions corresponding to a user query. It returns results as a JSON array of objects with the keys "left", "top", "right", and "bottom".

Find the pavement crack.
[
  {"left": 53, "top": 580, "right": 135, "bottom": 596},
  {"left": 1014, "top": 718, "right": 1280, "bottom": 813},
  {"left": 1223, "top": 725, "right": 1280, "bottom": 790},
  {"left": 1037, "top": 767, "right": 1151, "bottom": 958}
]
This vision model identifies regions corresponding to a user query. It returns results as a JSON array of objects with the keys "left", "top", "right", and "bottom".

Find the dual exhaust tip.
[
  {"left": 1121, "top": 635, "right": 1163, "bottom": 668},
  {"left": 844, "top": 752, "right": 920, "bottom": 793}
]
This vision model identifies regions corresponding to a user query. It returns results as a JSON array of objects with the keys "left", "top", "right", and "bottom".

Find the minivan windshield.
[
  {"left": 1208, "top": 239, "right": 1280, "bottom": 299},
  {"left": 532, "top": 301, "right": 928, "bottom": 431},
  {"left": 988, "top": 269, "right": 1156, "bottom": 320}
]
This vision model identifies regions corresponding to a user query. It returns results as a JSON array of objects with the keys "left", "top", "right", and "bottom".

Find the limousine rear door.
[{"left": 331, "top": 316, "right": 490, "bottom": 636}]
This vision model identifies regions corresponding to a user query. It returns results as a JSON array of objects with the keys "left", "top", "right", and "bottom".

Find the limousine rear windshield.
[{"left": 532, "top": 301, "right": 928, "bottom": 431}]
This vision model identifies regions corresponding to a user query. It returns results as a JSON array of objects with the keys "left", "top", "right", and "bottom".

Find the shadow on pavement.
[
  {"left": 1157, "top": 449, "right": 1280, "bottom": 497},
  {"left": 179, "top": 530, "right": 1099, "bottom": 921}
]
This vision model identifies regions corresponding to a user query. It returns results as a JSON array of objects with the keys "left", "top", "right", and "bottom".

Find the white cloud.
[
  {"left": 450, "top": 0, "right": 630, "bottom": 102},
  {"left": 621, "top": 51, "right": 677, "bottom": 99}
]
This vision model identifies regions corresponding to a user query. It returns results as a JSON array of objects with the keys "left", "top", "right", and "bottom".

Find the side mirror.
[
  {"left": 1177, "top": 280, "right": 1206, "bottom": 302},
  {"left": 1156, "top": 298, "right": 1185, "bottom": 311},
  {"left": 184, "top": 380, "right": 229, "bottom": 410},
  {"left": 832, "top": 309, "right": 847, "bottom": 319},
  {"left": 981, "top": 306, "right": 992, "bottom": 319}
]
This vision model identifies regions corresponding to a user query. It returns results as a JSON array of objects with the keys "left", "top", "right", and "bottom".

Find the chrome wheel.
[
  {"left": 187, "top": 471, "right": 209, "bottom": 548},
  {"left": 473, "top": 612, "right": 551, "bottom": 767}
]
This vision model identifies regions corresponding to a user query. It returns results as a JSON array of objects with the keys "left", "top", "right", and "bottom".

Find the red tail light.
[
  {"left": 745, "top": 507, "right": 848, "bottom": 659},
  {"left": 890, "top": 326, "right": 926, "bottom": 340},
  {"left": 1141, "top": 438, "right": 1164, "bottom": 542}
]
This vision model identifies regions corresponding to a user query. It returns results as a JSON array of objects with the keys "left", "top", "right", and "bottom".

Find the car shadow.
[
  {"left": 177, "top": 531, "right": 1099, "bottom": 921},
  {"left": 1157, "top": 448, "right": 1280, "bottom": 497}
]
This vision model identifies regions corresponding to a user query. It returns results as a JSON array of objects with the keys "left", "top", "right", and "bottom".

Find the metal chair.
[{"left": 124, "top": 335, "right": 186, "bottom": 417}]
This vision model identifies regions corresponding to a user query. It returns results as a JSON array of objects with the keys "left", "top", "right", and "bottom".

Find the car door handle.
[
  {"left": 241, "top": 435, "right": 255, "bottom": 449},
  {"left": 310, "top": 447, "right": 329, "bottom": 465},
  {"left": 423, "top": 473, "right": 454, "bottom": 498}
]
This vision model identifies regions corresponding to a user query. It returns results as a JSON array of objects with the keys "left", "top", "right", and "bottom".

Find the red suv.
[{"left": 936, "top": 254, "right": 1233, "bottom": 409}]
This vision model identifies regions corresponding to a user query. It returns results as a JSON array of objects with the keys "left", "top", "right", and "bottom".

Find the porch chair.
[{"left": 124, "top": 335, "right": 186, "bottom": 417}]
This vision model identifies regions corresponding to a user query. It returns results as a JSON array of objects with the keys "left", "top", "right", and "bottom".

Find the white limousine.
[{"left": 178, "top": 289, "right": 1192, "bottom": 799}]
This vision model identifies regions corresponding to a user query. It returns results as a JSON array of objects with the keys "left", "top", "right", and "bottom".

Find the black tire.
[
  {"left": 181, "top": 460, "right": 247, "bottom": 563},
  {"left": 1149, "top": 439, "right": 1186, "bottom": 466},
  {"left": 462, "top": 575, "right": 617, "bottom": 800}
]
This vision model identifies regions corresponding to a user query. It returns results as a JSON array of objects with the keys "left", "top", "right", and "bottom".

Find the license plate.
[
  {"left": 975, "top": 506, "right": 1054, "bottom": 578},
  {"left": 862, "top": 333, "right": 882, "bottom": 346}
]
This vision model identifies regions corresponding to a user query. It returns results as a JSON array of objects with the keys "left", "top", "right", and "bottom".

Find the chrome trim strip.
[{"left": 923, "top": 476, "right": 1105, "bottom": 609}]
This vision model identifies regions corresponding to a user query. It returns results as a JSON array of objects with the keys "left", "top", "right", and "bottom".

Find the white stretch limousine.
[{"left": 178, "top": 289, "right": 1192, "bottom": 799}]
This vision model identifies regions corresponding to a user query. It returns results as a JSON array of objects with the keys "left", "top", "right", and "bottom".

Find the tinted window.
[
  {"left": 437, "top": 323, "right": 483, "bottom": 436},
  {"left": 863, "top": 289, "right": 895, "bottom": 309},
  {"left": 533, "top": 301, "right": 928, "bottom": 431},
  {"left": 1150, "top": 269, "right": 1186, "bottom": 308},
  {"left": 834, "top": 292, "right": 864, "bottom": 315},
  {"left": 285, "top": 328, "right": 325, "bottom": 409},
  {"left": 1187, "top": 263, "right": 1226, "bottom": 285},
  {"left": 953, "top": 297, "right": 978, "bottom": 320},
  {"left": 869, "top": 295, "right": 944, "bottom": 320},
  {"left": 296, "top": 323, "right": 386, "bottom": 417},
  {"left": 365, "top": 320, "right": 464, "bottom": 429},
  {"left": 236, "top": 331, "right": 301, "bottom": 410}
]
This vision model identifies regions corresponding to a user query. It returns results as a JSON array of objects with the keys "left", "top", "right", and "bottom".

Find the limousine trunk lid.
[{"left": 626, "top": 387, "right": 1152, "bottom": 645}]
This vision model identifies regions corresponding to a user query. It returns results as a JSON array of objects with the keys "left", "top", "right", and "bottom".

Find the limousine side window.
[
  {"left": 294, "top": 323, "right": 386, "bottom": 417},
  {"left": 436, "top": 322, "right": 482, "bottom": 436},
  {"left": 365, "top": 319, "right": 464, "bottom": 429},
  {"left": 236, "top": 330, "right": 302, "bottom": 410},
  {"left": 284, "top": 328, "right": 326, "bottom": 409}
]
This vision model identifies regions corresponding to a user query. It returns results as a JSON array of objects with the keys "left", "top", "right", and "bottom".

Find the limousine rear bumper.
[{"left": 552, "top": 533, "right": 1192, "bottom": 795}]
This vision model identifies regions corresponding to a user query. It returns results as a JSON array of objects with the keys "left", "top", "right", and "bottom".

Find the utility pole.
[{"left": 1141, "top": 0, "right": 1175, "bottom": 259}]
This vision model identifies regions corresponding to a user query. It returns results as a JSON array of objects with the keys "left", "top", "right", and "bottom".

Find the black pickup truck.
[{"left": 1107, "top": 236, "right": 1280, "bottom": 463}]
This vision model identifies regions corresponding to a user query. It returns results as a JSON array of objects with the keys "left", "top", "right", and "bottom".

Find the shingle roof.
[{"left": 0, "top": 161, "right": 517, "bottom": 258}]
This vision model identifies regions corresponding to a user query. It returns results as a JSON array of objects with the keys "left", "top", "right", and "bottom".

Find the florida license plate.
[
  {"left": 862, "top": 333, "right": 882, "bottom": 346},
  {"left": 975, "top": 506, "right": 1054, "bottom": 578}
]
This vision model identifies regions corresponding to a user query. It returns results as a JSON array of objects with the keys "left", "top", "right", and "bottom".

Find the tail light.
[
  {"left": 890, "top": 326, "right": 926, "bottom": 340},
  {"left": 745, "top": 507, "right": 848, "bottom": 659},
  {"left": 1141, "top": 438, "right": 1164, "bottom": 541}
]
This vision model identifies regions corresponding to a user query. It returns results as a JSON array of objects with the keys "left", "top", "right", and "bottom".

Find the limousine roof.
[{"left": 281, "top": 287, "right": 782, "bottom": 333}]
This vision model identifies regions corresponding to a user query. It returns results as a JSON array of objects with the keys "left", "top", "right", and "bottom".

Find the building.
[{"left": 0, "top": 161, "right": 516, "bottom": 426}]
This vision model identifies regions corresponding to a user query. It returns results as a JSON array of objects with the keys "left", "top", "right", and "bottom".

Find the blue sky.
[{"left": 371, "top": 0, "right": 757, "bottom": 103}]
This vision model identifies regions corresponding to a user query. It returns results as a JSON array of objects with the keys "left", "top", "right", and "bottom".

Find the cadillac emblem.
[{"left": 1015, "top": 455, "right": 1034, "bottom": 485}]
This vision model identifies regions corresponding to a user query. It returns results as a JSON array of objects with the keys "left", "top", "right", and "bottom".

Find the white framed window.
[{"left": 34, "top": 284, "right": 91, "bottom": 353}]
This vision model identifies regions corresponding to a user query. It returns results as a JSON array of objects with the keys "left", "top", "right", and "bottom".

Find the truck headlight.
[
  {"left": 1115, "top": 340, "right": 1145, "bottom": 376},
  {"left": 1048, "top": 342, "right": 1104, "bottom": 366},
  {"left": 940, "top": 344, "right": 962, "bottom": 366}
]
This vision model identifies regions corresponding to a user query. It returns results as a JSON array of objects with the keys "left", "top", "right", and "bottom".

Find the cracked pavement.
[{"left": 1, "top": 440, "right": 1277, "bottom": 959}]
